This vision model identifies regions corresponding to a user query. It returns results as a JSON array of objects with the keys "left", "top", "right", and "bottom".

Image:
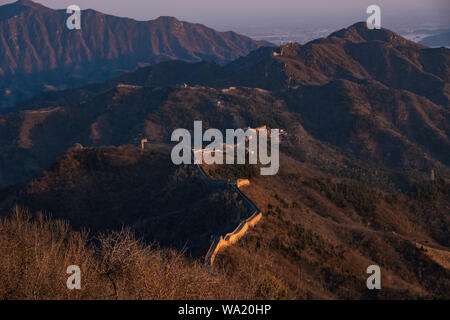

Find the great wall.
[
  {"left": 138, "top": 132, "right": 265, "bottom": 266},
  {"left": 190, "top": 149, "right": 263, "bottom": 266},
  {"left": 205, "top": 206, "right": 262, "bottom": 266}
]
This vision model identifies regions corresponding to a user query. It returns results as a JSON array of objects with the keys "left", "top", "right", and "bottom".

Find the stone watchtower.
[{"left": 140, "top": 138, "right": 148, "bottom": 151}]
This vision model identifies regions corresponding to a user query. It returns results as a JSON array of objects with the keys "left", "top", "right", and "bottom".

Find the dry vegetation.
[
  {"left": 0, "top": 205, "right": 339, "bottom": 300},
  {"left": 0, "top": 206, "right": 248, "bottom": 300}
]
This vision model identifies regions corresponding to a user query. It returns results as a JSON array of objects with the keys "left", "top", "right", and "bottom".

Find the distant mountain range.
[
  {"left": 0, "top": 0, "right": 271, "bottom": 109},
  {"left": 34, "top": 22, "right": 447, "bottom": 106},
  {"left": 1, "top": 22, "right": 449, "bottom": 187},
  {"left": 0, "top": 15, "right": 449, "bottom": 299}
]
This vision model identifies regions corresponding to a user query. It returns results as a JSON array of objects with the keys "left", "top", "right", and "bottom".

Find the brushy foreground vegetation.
[{"left": 0, "top": 207, "right": 253, "bottom": 300}]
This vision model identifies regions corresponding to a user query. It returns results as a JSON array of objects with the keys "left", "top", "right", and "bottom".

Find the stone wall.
[
  {"left": 205, "top": 180, "right": 261, "bottom": 266},
  {"left": 236, "top": 179, "right": 251, "bottom": 188},
  {"left": 190, "top": 149, "right": 262, "bottom": 266},
  {"left": 205, "top": 211, "right": 262, "bottom": 266}
]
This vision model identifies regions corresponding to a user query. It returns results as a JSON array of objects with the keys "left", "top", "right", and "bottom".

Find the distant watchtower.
[{"left": 140, "top": 138, "right": 148, "bottom": 151}]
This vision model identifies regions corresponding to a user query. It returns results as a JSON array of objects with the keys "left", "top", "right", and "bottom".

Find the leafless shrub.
[{"left": 0, "top": 207, "right": 244, "bottom": 300}]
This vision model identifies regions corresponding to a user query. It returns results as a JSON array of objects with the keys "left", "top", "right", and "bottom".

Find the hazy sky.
[{"left": 1, "top": 0, "right": 449, "bottom": 33}]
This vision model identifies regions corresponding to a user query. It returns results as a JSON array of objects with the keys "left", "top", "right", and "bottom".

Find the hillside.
[
  {"left": 1, "top": 81, "right": 448, "bottom": 190},
  {"left": 1, "top": 144, "right": 254, "bottom": 258},
  {"left": 0, "top": 207, "right": 249, "bottom": 299},
  {"left": 206, "top": 156, "right": 450, "bottom": 299},
  {"left": 0, "top": 0, "right": 270, "bottom": 109}
]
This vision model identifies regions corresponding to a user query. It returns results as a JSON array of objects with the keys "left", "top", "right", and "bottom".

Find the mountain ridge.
[
  {"left": 0, "top": 0, "right": 271, "bottom": 109},
  {"left": 45, "top": 22, "right": 447, "bottom": 107}
]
